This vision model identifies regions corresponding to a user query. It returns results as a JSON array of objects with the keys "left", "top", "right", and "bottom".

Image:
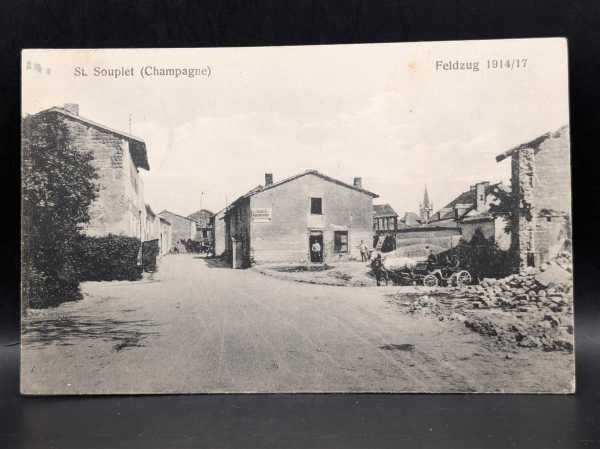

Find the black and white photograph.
[{"left": 20, "top": 38, "right": 574, "bottom": 394}]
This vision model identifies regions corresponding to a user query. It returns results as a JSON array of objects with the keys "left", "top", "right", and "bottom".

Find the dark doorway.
[{"left": 309, "top": 232, "right": 323, "bottom": 263}]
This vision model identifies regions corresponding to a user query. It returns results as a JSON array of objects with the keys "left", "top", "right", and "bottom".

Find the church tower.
[{"left": 419, "top": 186, "right": 433, "bottom": 223}]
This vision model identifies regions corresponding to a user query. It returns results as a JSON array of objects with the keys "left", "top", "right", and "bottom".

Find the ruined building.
[{"left": 496, "top": 125, "right": 571, "bottom": 272}]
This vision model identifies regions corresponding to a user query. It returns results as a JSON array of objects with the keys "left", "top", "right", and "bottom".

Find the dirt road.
[{"left": 21, "top": 254, "right": 573, "bottom": 394}]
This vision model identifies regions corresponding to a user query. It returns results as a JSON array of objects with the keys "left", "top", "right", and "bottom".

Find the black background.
[{"left": 1, "top": 1, "right": 599, "bottom": 448}]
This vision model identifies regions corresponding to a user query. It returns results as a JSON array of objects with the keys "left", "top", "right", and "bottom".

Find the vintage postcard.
[{"left": 21, "top": 38, "right": 574, "bottom": 394}]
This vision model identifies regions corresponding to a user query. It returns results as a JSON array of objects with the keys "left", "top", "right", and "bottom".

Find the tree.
[
  {"left": 22, "top": 112, "right": 98, "bottom": 308},
  {"left": 487, "top": 183, "right": 516, "bottom": 234}
]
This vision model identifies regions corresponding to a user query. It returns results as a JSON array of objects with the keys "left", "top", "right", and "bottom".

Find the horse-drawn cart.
[{"left": 379, "top": 257, "right": 472, "bottom": 287}]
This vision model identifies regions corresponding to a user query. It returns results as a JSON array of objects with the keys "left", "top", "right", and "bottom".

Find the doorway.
[{"left": 309, "top": 231, "right": 324, "bottom": 263}]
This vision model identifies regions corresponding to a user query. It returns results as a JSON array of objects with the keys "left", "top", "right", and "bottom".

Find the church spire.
[
  {"left": 420, "top": 185, "right": 433, "bottom": 223},
  {"left": 423, "top": 186, "right": 431, "bottom": 208}
]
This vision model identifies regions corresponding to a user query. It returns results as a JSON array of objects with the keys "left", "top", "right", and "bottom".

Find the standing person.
[
  {"left": 311, "top": 240, "right": 322, "bottom": 262},
  {"left": 359, "top": 240, "right": 369, "bottom": 262},
  {"left": 371, "top": 253, "right": 388, "bottom": 286}
]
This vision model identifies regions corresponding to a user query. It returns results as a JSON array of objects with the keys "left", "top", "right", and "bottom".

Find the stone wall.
[
  {"left": 511, "top": 126, "right": 571, "bottom": 272},
  {"left": 57, "top": 112, "right": 146, "bottom": 238}
]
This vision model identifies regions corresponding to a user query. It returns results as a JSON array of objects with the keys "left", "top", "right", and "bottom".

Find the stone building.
[
  {"left": 188, "top": 209, "right": 215, "bottom": 249},
  {"left": 144, "top": 204, "right": 159, "bottom": 241},
  {"left": 223, "top": 170, "right": 378, "bottom": 267},
  {"left": 27, "top": 104, "right": 150, "bottom": 239},
  {"left": 158, "top": 216, "right": 172, "bottom": 256},
  {"left": 394, "top": 181, "right": 510, "bottom": 258},
  {"left": 157, "top": 210, "right": 196, "bottom": 247},
  {"left": 428, "top": 180, "right": 510, "bottom": 250},
  {"left": 496, "top": 125, "right": 571, "bottom": 272}
]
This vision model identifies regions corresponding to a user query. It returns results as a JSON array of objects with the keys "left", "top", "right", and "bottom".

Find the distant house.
[
  {"left": 496, "top": 125, "right": 571, "bottom": 271},
  {"left": 157, "top": 210, "right": 196, "bottom": 247},
  {"left": 373, "top": 204, "right": 398, "bottom": 232},
  {"left": 223, "top": 170, "right": 378, "bottom": 267},
  {"left": 158, "top": 217, "right": 172, "bottom": 256},
  {"left": 393, "top": 182, "right": 510, "bottom": 258},
  {"left": 24, "top": 103, "right": 150, "bottom": 239},
  {"left": 188, "top": 209, "right": 215, "bottom": 248},
  {"left": 213, "top": 208, "right": 227, "bottom": 257},
  {"left": 398, "top": 212, "right": 422, "bottom": 228},
  {"left": 428, "top": 180, "right": 511, "bottom": 250},
  {"left": 144, "top": 204, "right": 159, "bottom": 241}
]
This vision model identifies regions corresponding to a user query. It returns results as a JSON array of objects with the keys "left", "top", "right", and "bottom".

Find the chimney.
[
  {"left": 353, "top": 177, "right": 363, "bottom": 189},
  {"left": 475, "top": 181, "right": 489, "bottom": 212},
  {"left": 63, "top": 103, "right": 79, "bottom": 116},
  {"left": 265, "top": 173, "right": 273, "bottom": 186}
]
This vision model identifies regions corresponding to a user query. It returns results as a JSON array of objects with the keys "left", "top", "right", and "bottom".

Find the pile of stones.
[{"left": 402, "top": 253, "right": 574, "bottom": 352}]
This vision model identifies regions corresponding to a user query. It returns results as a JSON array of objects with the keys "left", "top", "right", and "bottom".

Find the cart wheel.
[
  {"left": 455, "top": 270, "right": 472, "bottom": 287},
  {"left": 423, "top": 274, "right": 438, "bottom": 287}
]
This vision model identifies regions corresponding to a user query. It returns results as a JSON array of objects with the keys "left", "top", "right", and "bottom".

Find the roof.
[
  {"left": 496, "top": 125, "right": 569, "bottom": 162},
  {"left": 39, "top": 107, "right": 150, "bottom": 170},
  {"left": 429, "top": 182, "right": 499, "bottom": 222},
  {"left": 225, "top": 170, "right": 378, "bottom": 215},
  {"left": 158, "top": 216, "right": 171, "bottom": 225},
  {"left": 259, "top": 170, "right": 378, "bottom": 198},
  {"left": 373, "top": 204, "right": 398, "bottom": 218},
  {"left": 187, "top": 209, "right": 215, "bottom": 222},
  {"left": 158, "top": 210, "right": 196, "bottom": 223}
]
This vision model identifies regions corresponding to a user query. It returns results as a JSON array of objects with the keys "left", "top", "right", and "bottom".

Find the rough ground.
[
  {"left": 21, "top": 254, "right": 574, "bottom": 394},
  {"left": 253, "top": 261, "right": 379, "bottom": 286}
]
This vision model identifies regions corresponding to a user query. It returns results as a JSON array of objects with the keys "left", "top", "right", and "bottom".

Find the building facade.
[
  {"left": 496, "top": 125, "right": 571, "bottom": 271},
  {"left": 224, "top": 170, "right": 378, "bottom": 267},
  {"left": 373, "top": 204, "right": 398, "bottom": 232},
  {"left": 27, "top": 104, "right": 150, "bottom": 239},
  {"left": 157, "top": 210, "right": 196, "bottom": 247},
  {"left": 158, "top": 217, "right": 172, "bottom": 256},
  {"left": 188, "top": 209, "right": 215, "bottom": 249}
]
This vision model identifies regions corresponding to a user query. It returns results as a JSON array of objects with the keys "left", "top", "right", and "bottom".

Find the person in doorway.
[
  {"left": 311, "top": 240, "right": 322, "bottom": 262},
  {"left": 359, "top": 240, "right": 369, "bottom": 262}
]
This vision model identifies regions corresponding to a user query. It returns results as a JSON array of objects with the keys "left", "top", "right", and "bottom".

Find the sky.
[{"left": 22, "top": 39, "right": 569, "bottom": 217}]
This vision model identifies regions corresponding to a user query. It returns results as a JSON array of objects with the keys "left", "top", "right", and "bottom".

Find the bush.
[
  {"left": 78, "top": 235, "right": 143, "bottom": 281},
  {"left": 439, "top": 228, "right": 513, "bottom": 281},
  {"left": 22, "top": 112, "right": 98, "bottom": 309}
]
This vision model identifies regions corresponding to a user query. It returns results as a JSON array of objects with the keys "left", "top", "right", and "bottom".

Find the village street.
[{"left": 21, "top": 254, "right": 572, "bottom": 394}]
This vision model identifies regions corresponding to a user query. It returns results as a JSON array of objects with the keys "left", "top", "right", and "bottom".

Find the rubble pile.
[{"left": 401, "top": 253, "right": 574, "bottom": 352}]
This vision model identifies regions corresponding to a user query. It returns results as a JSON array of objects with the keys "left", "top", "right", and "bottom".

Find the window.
[
  {"left": 334, "top": 231, "right": 348, "bottom": 253},
  {"left": 310, "top": 197, "right": 322, "bottom": 215}
]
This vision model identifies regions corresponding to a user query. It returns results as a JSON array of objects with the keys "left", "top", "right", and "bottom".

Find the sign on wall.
[{"left": 252, "top": 208, "right": 272, "bottom": 222}]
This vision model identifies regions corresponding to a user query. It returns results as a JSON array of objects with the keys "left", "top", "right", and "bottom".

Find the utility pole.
[
  {"left": 200, "top": 191, "right": 205, "bottom": 211},
  {"left": 129, "top": 113, "right": 132, "bottom": 134}
]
